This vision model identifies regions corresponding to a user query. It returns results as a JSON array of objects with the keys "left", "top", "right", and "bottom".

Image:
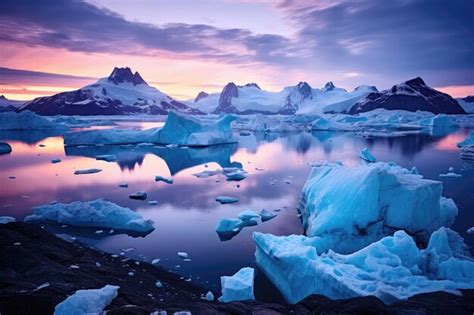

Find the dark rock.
[
  {"left": 243, "top": 83, "right": 261, "bottom": 89},
  {"left": 213, "top": 82, "right": 239, "bottom": 114},
  {"left": 323, "top": 81, "right": 335, "bottom": 91},
  {"left": 349, "top": 77, "right": 466, "bottom": 114},
  {"left": 0, "top": 142, "right": 12, "bottom": 155},
  {"left": 194, "top": 91, "right": 209, "bottom": 102},
  {"left": 108, "top": 67, "right": 147, "bottom": 85},
  {"left": 461, "top": 95, "right": 474, "bottom": 103}
]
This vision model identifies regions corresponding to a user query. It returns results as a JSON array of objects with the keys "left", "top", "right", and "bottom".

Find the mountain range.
[{"left": 8, "top": 67, "right": 468, "bottom": 116}]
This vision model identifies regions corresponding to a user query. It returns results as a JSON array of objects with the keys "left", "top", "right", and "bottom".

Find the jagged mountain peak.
[
  {"left": 0, "top": 95, "right": 6, "bottom": 100},
  {"left": 243, "top": 83, "right": 261, "bottom": 89},
  {"left": 404, "top": 77, "right": 426, "bottom": 87},
  {"left": 323, "top": 81, "right": 336, "bottom": 91},
  {"left": 108, "top": 67, "right": 147, "bottom": 86},
  {"left": 194, "top": 91, "right": 209, "bottom": 103}
]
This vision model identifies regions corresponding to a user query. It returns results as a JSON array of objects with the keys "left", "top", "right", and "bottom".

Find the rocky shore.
[{"left": 1, "top": 222, "right": 473, "bottom": 315}]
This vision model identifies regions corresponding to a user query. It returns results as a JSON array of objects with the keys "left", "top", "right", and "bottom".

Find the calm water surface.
[{"left": 1, "top": 121, "right": 473, "bottom": 299}]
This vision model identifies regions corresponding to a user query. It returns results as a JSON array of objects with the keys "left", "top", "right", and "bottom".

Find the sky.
[{"left": 0, "top": 0, "right": 473, "bottom": 100}]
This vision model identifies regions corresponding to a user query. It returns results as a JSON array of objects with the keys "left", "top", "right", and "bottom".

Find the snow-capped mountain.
[
  {"left": 457, "top": 95, "right": 474, "bottom": 114},
  {"left": 348, "top": 77, "right": 466, "bottom": 115},
  {"left": 191, "top": 81, "right": 376, "bottom": 115},
  {"left": 0, "top": 95, "right": 25, "bottom": 112},
  {"left": 20, "top": 67, "right": 204, "bottom": 116}
]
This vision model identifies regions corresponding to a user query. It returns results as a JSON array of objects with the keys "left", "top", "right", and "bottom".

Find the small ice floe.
[
  {"left": 13, "top": 242, "right": 21, "bottom": 246},
  {"left": 118, "top": 183, "right": 128, "bottom": 188},
  {"left": 54, "top": 285, "right": 119, "bottom": 315},
  {"left": 223, "top": 168, "right": 247, "bottom": 181},
  {"left": 205, "top": 291, "right": 215, "bottom": 301},
  {"left": 147, "top": 201, "right": 158, "bottom": 206},
  {"left": 0, "top": 142, "right": 12, "bottom": 155},
  {"left": 260, "top": 209, "right": 277, "bottom": 222},
  {"left": 215, "top": 196, "right": 239, "bottom": 204},
  {"left": 166, "top": 144, "right": 179, "bottom": 148},
  {"left": 95, "top": 155, "right": 117, "bottom": 162},
  {"left": 177, "top": 252, "right": 189, "bottom": 259},
  {"left": 95, "top": 262, "right": 101, "bottom": 267},
  {"left": 216, "top": 218, "right": 244, "bottom": 240},
  {"left": 218, "top": 267, "right": 255, "bottom": 303},
  {"left": 238, "top": 210, "right": 260, "bottom": 221},
  {"left": 192, "top": 170, "right": 221, "bottom": 178},
  {"left": 74, "top": 168, "right": 102, "bottom": 175},
  {"left": 0, "top": 216, "right": 15, "bottom": 224},
  {"left": 467, "top": 227, "right": 474, "bottom": 234},
  {"left": 25, "top": 199, "right": 154, "bottom": 234},
  {"left": 128, "top": 272, "right": 134, "bottom": 276},
  {"left": 155, "top": 176, "right": 173, "bottom": 184},
  {"left": 33, "top": 282, "right": 50, "bottom": 292},
  {"left": 129, "top": 191, "right": 147, "bottom": 200},
  {"left": 51, "top": 159, "right": 62, "bottom": 164},
  {"left": 448, "top": 166, "right": 455, "bottom": 172},
  {"left": 359, "top": 147, "right": 376, "bottom": 163},
  {"left": 151, "top": 258, "right": 160, "bottom": 265},
  {"left": 439, "top": 172, "right": 462, "bottom": 178},
  {"left": 70, "top": 265, "right": 80, "bottom": 269},
  {"left": 155, "top": 280, "right": 163, "bottom": 288}
]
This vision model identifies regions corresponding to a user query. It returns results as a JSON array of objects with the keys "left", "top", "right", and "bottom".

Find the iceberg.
[
  {"left": 0, "top": 216, "right": 15, "bottom": 224},
  {"left": 64, "top": 112, "right": 237, "bottom": 147},
  {"left": 215, "top": 218, "right": 244, "bottom": 241},
  {"left": 0, "top": 111, "right": 66, "bottom": 130},
  {"left": 25, "top": 199, "right": 154, "bottom": 234},
  {"left": 298, "top": 161, "right": 457, "bottom": 254},
  {"left": 219, "top": 267, "right": 255, "bottom": 303},
  {"left": 359, "top": 147, "right": 376, "bottom": 163},
  {"left": 215, "top": 196, "right": 239, "bottom": 204},
  {"left": 0, "top": 142, "right": 12, "bottom": 155},
  {"left": 253, "top": 228, "right": 474, "bottom": 304},
  {"left": 54, "top": 285, "right": 119, "bottom": 315}
]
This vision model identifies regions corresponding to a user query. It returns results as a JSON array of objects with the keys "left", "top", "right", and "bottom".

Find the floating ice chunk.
[
  {"left": 298, "top": 161, "right": 458, "bottom": 254},
  {"left": 225, "top": 169, "right": 247, "bottom": 181},
  {"left": 219, "top": 267, "right": 255, "bottom": 303},
  {"left": 54, "top": 285, "right": 119, "bottom": 315},
  {"left": 118, "top": 182, "right": 128, "bottom": 188},
  {"left": 128, "top": 272, "right": 134, "bottom": 276},
  {"left": 34, "top": 282, "right": 50, "bottom": 291},
  {"left": 457, "top": 132, "right": 474, "bottom": 148},
  {"left": 215, "top": 218, "right": 244, "bottom": 241},
  {"left": 13, "top": 242, "right": 21, "bottom": 246},
  {"left": 25, "top": 199, "right": 154, "bottom": 234},
  {"left": 0, "top": 216, "right": 15, "bottom": 224},
  {"left": 155, "top": 175, "right": 173, "bottom": 184},
  {"left": 129, "top": 191, "right": 147, "bottom": 200},
  {"left": 467, "top": 227, "right": 474, "bottom": 234},
  {"left": 70, "top": 265, "right": 80, "bottom": 269},
  {"left": 155, "top": 280, "right": 163, "bottom": 288},
  {"left": 205, "top": 291, "right": 215, "bottom": 301},
  {"left": 0, "top": 142, "right": 12, "bottom": 155},
  {"left": 51, "top": 159, "right": 61, "bottom": 164},
  {"left": 238, "top": 210, "right": 260, "bottom": 221},
  {"left": 178, "top": 252, "right": 189, "bottom": 259},
  {"left": 448, "top": 166, "right": 455, "bottom": 172},
  {"left": 151, "top": 258, "right": 160, "bottom": 265},
  {"left": 254, "top": 228, "right": 474, "bottom": 304},
  {"left": 95, "top": 155, "right": 117, "bottom": 162},
  {"left": 74, "top": 168, "right": 102, "bottom": 175},
  {"left": 439, "top": 172, "right": 462, "bottom": 178},
  {"left": 192, "top": 170, "right": 221, "bottom": 178},
  {"left": 359, "top": 147, "right": 376, "bottom": 163},
  {"left": 259, "top": 209, "right": 277, "bottom": 222},
  {"left": 216, "top": 196, "right": 239, "bottom": 204},
  {"left": 148, "top": 200, "right": 158, "bottom": 206}
]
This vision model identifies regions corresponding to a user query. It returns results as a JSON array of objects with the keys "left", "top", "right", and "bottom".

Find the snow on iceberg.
[
  {"left": 0, "top": 142, "right": 12, "bottom": 155},
  {"left": 219, "top": 267, "right": 255, "bottom": 303},
  {"left": 54, "top": 285, "right": 119, "bottom": 315},
  {"left": 253, "top": 227, "right": 474, "bottom": 304},
  {"left": 297, "top": 161, "right": 457, "bottom": 254},
  {"left": 64, "top": 111, "right": 236, "bottom": 147},
  {"left": 0, "top": 111, "right": 66, "bottom": 130},
  {"left": 0, "top": 216, "right": 15, "bottom": 224},
  {"left": 359, "top": 147, "right": 376, "bottom": 163},
  {"left": 25, "top": 199, "right": 154, "bottom": 234}
]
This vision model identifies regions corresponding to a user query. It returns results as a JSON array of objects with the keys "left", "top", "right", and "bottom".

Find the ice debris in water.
[
  {"left": 129, "top": 191, "right": 147, "bottom": 200},
  {"left": 177, "top": 252, "right": 189, "bottom": 259},
  {"left": 33, "top": 282, "right": 50, "bottom": 292},
  {"left": 219, "top": 267, "right": 255, "bottom": 303},
  {"left": 260, "top": 209, "right": 277, "bottom": 222},
  {"left": 54, "top": 285, "right": 119, "bottom": 315},
  {"left": 155, "top": 175, "right": 173, "bottom": 184},
  {"left": 439, "top": 172, "right": 462, "bottom": 178},
  {"left": 297, "top": 161, "right": 458, "bottom": 254},
  {"left": 151, "top": 258, "right": 160, "bottom": 265},
  {"left": 359, "top": 147, "right": 376, "bottom": 163},
  {"left": 0, "top": 216, "right": 15, "bottom": 224},
  {"left": 51, "top": 159, "right": 61, "bottom": 164},
  {"left": 155, "top": 280, "right": 163, "bottom": 288},
  {"left": 238, "top": 210, "right": 260, "bottom": 221},
  {"left": 25, "top": 198, "right": 154, "bottom": 234},
  {"left": 215, "top": 196, "right": 239, "bottom": 204},
  {"left": 253, "top": 227, "right": 474, "bottom": 304},
  {"left": 205, "top": 291, "right": 215, "bottom": 301},
  {"left": 95, "top": 154, "right": 117, "bottom": 162},
  {"left": 118, "top": 183, "right": 128, "bottom": 188},
  {"left": 74, "top": 168, "right": 102, "bottom": 175},
  {"left": 148, "top": 200, "right": 158, "bottom": 206},
  {"left": 467, "top": 227, "right": 474, "bottom": 234}
]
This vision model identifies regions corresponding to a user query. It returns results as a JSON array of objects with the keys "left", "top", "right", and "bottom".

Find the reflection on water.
[{"left": 0, "top": 122, "right": 473, "bottom": 295}]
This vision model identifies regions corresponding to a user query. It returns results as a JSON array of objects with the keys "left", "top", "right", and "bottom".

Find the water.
[{"left": 1, "top": 122, "right": 473, "bottom": 297}]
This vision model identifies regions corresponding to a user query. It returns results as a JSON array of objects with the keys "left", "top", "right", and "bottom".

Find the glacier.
[
  {"left": 54, "top": 285, "right": 119, "bottom": 315},
  {"left": 64, "top": 111, "right": 236, "bottom": 147},
  {"left": 24, "top": 199, "right": 154, "bottom": 234},
  {"left": 0, "top": 111, "right": 66, "bottom": 130},
  {"left": 297, "top": 161, "right": 457, "bottom": 254},
  {"left": 219, "top": 267, "right": 255, "bottom": 303},
  {"left": 253, "top": 228, "right": 474, "bottom": 304}
]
